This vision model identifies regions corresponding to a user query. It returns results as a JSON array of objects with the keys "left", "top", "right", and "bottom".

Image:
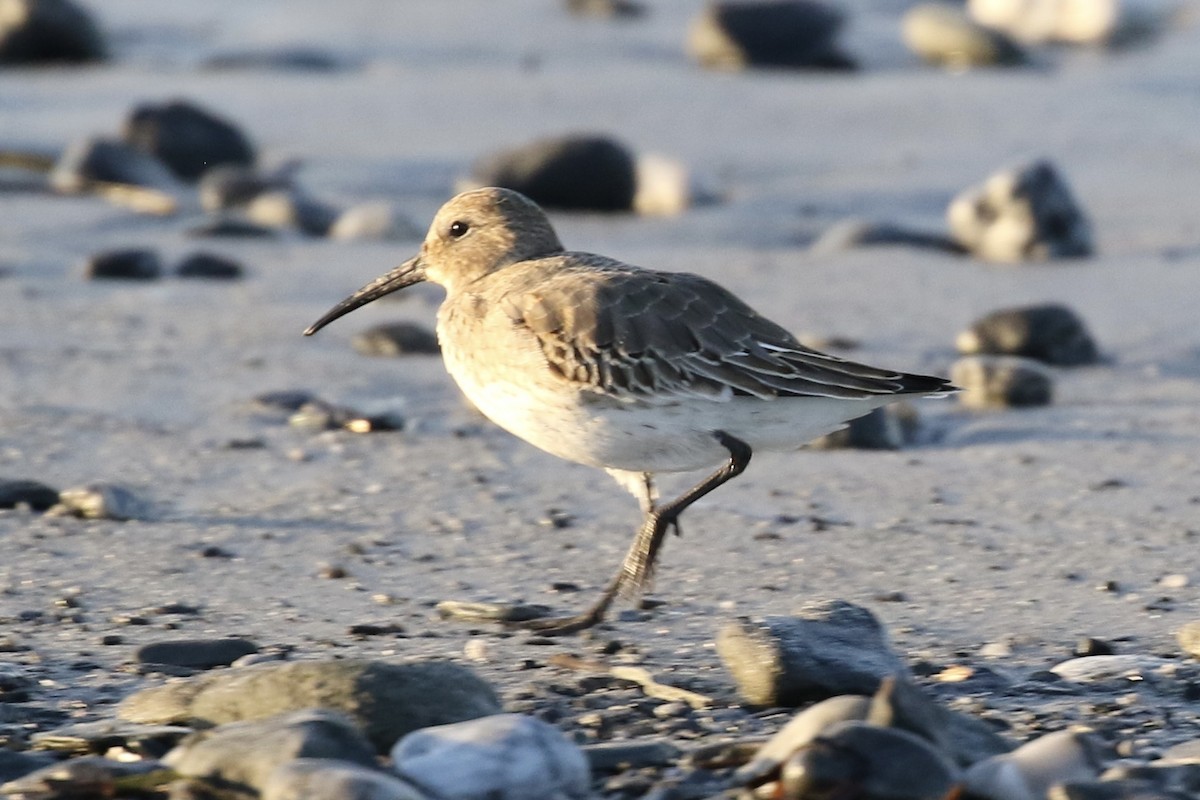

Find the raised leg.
[{"left": 513, "top": 432, "right": 752, "bottom": 635}]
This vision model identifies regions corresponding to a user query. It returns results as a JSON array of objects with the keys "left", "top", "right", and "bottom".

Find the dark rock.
[
  {"left": 468, "top": 135, "right": 637, "bottom": 212},
  {"left": 948, "top": 160, "right": 1093, "bottom": 262},
  {"left": 564, "top": 0, "right": 646, "bottom": 18},
  {"left": 734, "top": 695, "right": 873, "bottom": 787},
  {"left": 0, "top": 750, "right": 57, "bottom": 784},
  {"left": 868, "top": 676, "right": 1013, "bottom": 767},
  {"left": 1074, "top": 637, "right": 1116, "bottom": 657},
  {"left": 50, "top": 137, "right": 179, "bottom": 193},
  {"left": 716, "top": 600, "right": 906, "bottom": 706},
  {"left": 122, "top": 99, "right": 256, "bottom": 182},
  {"left": 0, "top": 478, "right": 60, "bottom": 511},
  {"left": 82, "top": 248, "right": 162, "bottom": 281},
  {"left": 809, "top": 219, "right": 965, "bottom": 255},
  {"left": 352, "top": 322, "right": 440, "bottom": 356},
  {"left": 117, "top": 658, "right": 502, "bottom": 753},
  {"left": 186, "top": 217, "right": 277, "bottom": 238},
  {"left": 582, "top": 740, "right": 681, "bottom": 772},
  {"left": 0, "top": 0, "right": 105, "bottom": 64},
  {"left": 951, "top": 355, "right": 1053, "bottom": 409},
  {"left": 164, "top": 710, "right": 377, "bottom": 794},
  {"left": 391, "top": 714, "right": 591, "bottom": 800},
  {"left": 202, "top": 47, "right": 345, "bottom": 72},
  {"left": 687, "top": 0, "right": 854, "bottom": 71},
  {"left": 198, "top": 161, "right": 299, "bottom": 212},
  {"left": 903, "top": 3, "right": 1026, "bottom": 68},
  {"left": 809, "top": 405, "right": 912, "bottom": 450},
  {"left": 175, "top": 252, "right": 244, "bottom": 280},
  {"left": 137, "top": 638, "right": 259, "bottom": 670},
  {"left": 252, "top": 390, "right": 318, "bottom": 414},
  {"left": 264, "top": 759, "right": 426, "bottom": 800},
  {"left": 957, "top": 303, "right": 1099, "bottom": 366},
  {"left": 779, "top": 721, "right": 960, "bottom": 800}
]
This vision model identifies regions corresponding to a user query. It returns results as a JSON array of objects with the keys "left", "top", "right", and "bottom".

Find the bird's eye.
[{"left": 448, "top": 220, "right": 470, "bottom": 238}]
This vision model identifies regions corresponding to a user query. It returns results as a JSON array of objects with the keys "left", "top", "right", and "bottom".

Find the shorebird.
[{"left": 306, "top": 187, "right": 953, "bottom": 634}]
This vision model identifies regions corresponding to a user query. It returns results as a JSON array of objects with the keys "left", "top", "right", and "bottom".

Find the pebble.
[
  {"left": 466, "top": 134, "right": 637, "bottom": 212},
  {"left": 957, "top": 304, "right": 1099, "bottom": 366},
  {"left": 122, "top": 99, "right": 256, "bottom": 182},
  {"left": 48, "top": 482, "right": 147, "bottom": 520},
  {"left": 581, "top": 739, "right": 681, "bottom": 773},
  {"left": 352, "top": 322, "right": 440, "bottom": 357},
  {"left": 175, "top": 251, "right": 245, "bottom": 280},
  {"left": 30, "top": 719, "right": 191, "bottom": 758},
  {"left": 951, "top": 356, "right": 1054, "bottom": 409},
  {"left": 202, "top": 47, "right": 345, "bottom": 72},
  {"left": 1074, "top": 637, "right": 1116, "bottom": 657},
  {"left": 81, "top": 248, "right": 162, "bottom": 281},
  {"left": 964, "top": 729, "right": 1109, "bottom": 800},
  {"left": 197, "top": 161, "right": 299, "bottom": 211},
  {"left": 716, "top": 600, "right": 906, "bottom": 706},
  {"left": 252, "top": 390, "right": 318, "bottom": 414},
  {"left": 1176, "top": 620, "right": 1200, "bottom": 659},
  {"left": 0, "top": 756, "right": 168, "bottom": 798},
  {"left": 632, "top": 153, "right": 699, "bottom": 217},
  {"left": 329, "top": 201, "right": 423, "bottom": 241},
  {"left": 903, "top": 3, "right": 1026, "bottom": 68},
  {"left": 686, "top": 0, "right": 854, "bottom": 71},
  {"left": 245, "top": 189, "right": 339, "bottom": 236},
  {"left": 118, "top": 658, "right": 502, "bottom": 752},
  {"left": 778, "top": 721, "right": 960, "bottom": 800},
  {"left": 564, "top": 0, "right": 646, "bottom": 18},
  {"left": 1050, "top": 655, "right": 1169, "bottom": 683},
  {"left": 733, "top": 694, "right": 872, "bottom": 786},
  {"left": 968, "top": 0, "right": 1172, "bottom": 46},
  {"left": 264, "top": 759, "right": 429, "bottom": 800},
  {"left": 164, "top": 709, "right": 377, "bottom": 793},
  {"left": 288, "top": 399, "right": 404, "bottom": 433},
  {"left": 0, "top": 0, "right": 106, "bottom": 64},
  {"left": 809, "top": 218, "right": 963, "bottom": 255},
  {"left": 136, "top": 638, "right": 259, "bottom": 669},
  {"left": 186, "top": 217, "right": 277, "bottom": 238},
  {"left": 0, "top": 478, "right": 60, "bottom": 511},
  {"left": 391, "top": 714, "right": 590, "bottom": 800},
  {"left": 947, "top": 160, "right": 1093, "bottom": 263},
  {"left": 809, "top": 405, "right": 912, "bottom": 450},
  {"left": 50, "top": 136, "right": 180, "bottom": 193},
  {"left": 435, "top": 600, "right": 552, "bottom": 623}
]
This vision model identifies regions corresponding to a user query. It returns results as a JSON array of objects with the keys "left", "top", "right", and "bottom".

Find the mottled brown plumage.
[{"left": 306, "top": 187, "right": 953, "bottom": 633}]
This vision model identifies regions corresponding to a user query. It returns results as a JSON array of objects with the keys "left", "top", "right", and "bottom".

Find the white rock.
[
  {"left": 329, "top": 202, "right": 422, "bottom": 241},
  {"left": 964, "top": 729, "right": 1108, "bottom": 800},
  {"left": 1049, "top": 654, "right": 1169, "bottom": 683},
  {"left": 633, "top": 153, "right": 693, "bottom": 217},
  {"left": 391, "top": 714, "right": 589, "bottom": 800},
  {"left": 967, "top": 0, "right": 1177, "bottom": 45},
  {"left": 265, "top": 759, "right": 429, "bottom": 800}
]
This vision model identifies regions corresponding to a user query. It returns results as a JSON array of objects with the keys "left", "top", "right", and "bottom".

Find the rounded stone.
[
  {"left": 136, "top": 638, "right": 260, "bottom": 670},
  {"left": 466, "top": 135, "right": 637, "bottom": 212},
  {"left": 50, "top": 137, "right": 179, "bottom": 193},
  {"left": 0, "top": 0, "right": 106, "bottom": 64},
  {"left": 122, "top": 99, "right": 256, "bottom": 182},
  {"left": 686, "top": 0, "right": 853, "bottom": 71},
  {"left": 903, "top": 3, "right": 1026, "bottom": 68},
  {"left": 82, "top": 249, "right": 162, "bottom": 281},
  {"left": 352, "top": 322, "right": 440, "bottom": 357},
  {"left": 957, "top": 304, "right": 1099, "bottom": 366},
  {"left": 0, "top": 478, "right": 60, "bottom": 511},
  {"left": 175, "top": 252, "right": 245, "bottom": 280},
  {"left": 951, "top": 356, "right": 1053, "bottom": 409}
]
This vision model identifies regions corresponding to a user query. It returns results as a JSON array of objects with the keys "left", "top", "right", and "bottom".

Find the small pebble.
[
  {"left": 48, "top": 483, "right": 146, "bottom": 520},
  {"left": 352, "top": 322, "right": 440, "bottom": 356},
  {"left": 951, "top": 355, "right": 1053, "bottom": 409},
  {"left": 175, "top": 252, "right": 244, "bottom": 280},
  {"left": 136, "top": 638, "right": 258, "bottom": 669},
  {"left": 83, "top": 249, "right": 162, "bottom": 281}
]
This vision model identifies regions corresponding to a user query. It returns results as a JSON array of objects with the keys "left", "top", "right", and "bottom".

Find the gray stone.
[
  {"left": 0, "top": 756, "right": 165, "bottom": 798},
  {"left": 392, "top": 714, "right": 590, "bottom": 800},
  {"left": 137, "top": 638, "right": 260, "bottom": 670},
  {"left": 0, "top": 0, "right": 105, "bottom": 64},
  {"left": 0, "top": 749, "right": 56, "bottom": 784},
  {"left": 265, "top": 759, "right": 429, "bottom": 800},
  {"left": 31, "top": 719, "right": 192, "bottom": 756},
  {"left": 329, "top": 202, "right": 423, "bottom": 241},
  {"left": 202, "top": 47, "right": 345, "bottom": 72},
  {"left": 245, "top": 189, "right": 339, "bottom": 236},
  {"left": 948, "top": 160, "right": 1093, "bottom": 263},
  {"left": 0, "top": 478, "right": 59, "bottom": 511},
  {"left": 187, "top": 216, "right": 277, "bottom": 238},
  {"left": 903, "top": 3, "right": 1026, "bottom": 68},
  {"left": 733, "top": 694, "right": 872, "bottom": 786},
  {"left": 951, "top": 356, "right": 1053, "bottom": 409},
  {"left": 687, "top": 0, "right": 854, "bottom": 71},
  {"left": 581, "top": 740, "right": 681, "bottom": 773},
  {"left": 176, "top": 252, "right": 245, "bottom": 280},
  {"left": 466, "top": 135, "right": 637, "bottom": 212},
  {"left": 957, "top": 304, "right": 1099, "bottom": 366},
  {"left": 118, "top": 659, "right": 501, "bottom": 753},
  {"left": 165, "top": 709, "right": 377, "bottom": 794},
  {"left": 51, "top": 137, "right": 180, "bottom": 193},
  {"left": 779, "top": 721, "right": 960, "bottom": 800},
  {"left": 122, "top": 99, "right": 256, "bottom": 182},
  {"left": 809, "top": 405, "right": 914, "bottom": 450},
  {"left": 198, "top": 161, "right": 299, "bottom": 212},
  {"left": 869, "top": 676, "right": 1013, "bottom": 767},
  {"left": 716, "top": 600, "right": 906, "bottom": 706},
  {"left": 964, "top": 730, "right": 1110, "bottom": 800},
  {"left": 352, "top": 323, "right": 440, "bottom": 357},
  {"left": 1050, "top": 655, "right": 1170, "bottom": 683},
  {"left": 49, "top": 482, "right": 148, "bottom": 519}
]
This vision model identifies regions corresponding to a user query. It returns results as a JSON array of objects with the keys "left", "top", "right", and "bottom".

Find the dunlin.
[{"left": 306, "top": 187, "right": 954, "bottom": 633}]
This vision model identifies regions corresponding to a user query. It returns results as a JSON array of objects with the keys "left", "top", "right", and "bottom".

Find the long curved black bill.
[{"left": 304, "top": 255, "right": 426, "bottom": 336}]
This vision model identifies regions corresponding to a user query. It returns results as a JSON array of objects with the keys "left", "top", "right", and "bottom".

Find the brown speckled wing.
[{"left": 502, "top": 254, "right": 952, "bottom": 402}]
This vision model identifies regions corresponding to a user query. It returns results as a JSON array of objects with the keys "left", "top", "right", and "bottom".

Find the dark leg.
[{"left": 513, "top": 432, "right": 752, "bottom": 635}]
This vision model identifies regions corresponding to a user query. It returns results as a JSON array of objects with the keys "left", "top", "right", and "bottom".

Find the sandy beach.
[{"left": 3, "top": 0, "right": 1200, "bottom": 794}]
